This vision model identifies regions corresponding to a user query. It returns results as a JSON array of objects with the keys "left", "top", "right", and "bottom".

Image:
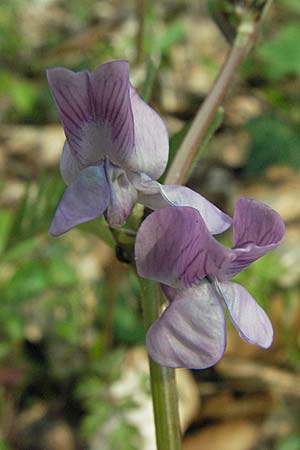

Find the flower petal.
[
  {"left": 49, "top": 165, "right": 110, "bottom": 236},
  {"left": 123, "top": 86, "right": 169, "bottom": 179},
  {"left": 104, "top": 162, "right": 137, "bottom": 227},
  {"left": 89, "top": 61, "right": 135, "bottom": 167},
  {"left": 60, "top": 141, "right": 82, "bottom": 185},
  {"left": 224, "top": 197, "right": 285, "bottom": 278},
  {"left": 162, "top": 186, "right": 232, "bottom": 234},
  {"left": 47, "top": 61, "right": 134, "bottom": 167},
  {"left": 129, "top": 173, "right": 232, "bottom": 234},
  {"left": 146, "top": 281, "right": 226, "bottom": 369},
  {"left": 216, "top": 281, "right": 273, "bottom": 348},
  {"left": 135, "top": 206, "right": 234, "bottom": 288},
  {"left": 47, "top": 67, "right": 101, "bottom": 165}
]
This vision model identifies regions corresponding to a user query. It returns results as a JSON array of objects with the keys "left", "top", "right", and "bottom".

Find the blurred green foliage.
[
  {"left": 275, "top": 435, "right": 300, "bottom": 450},
  {"left": 257, "top": 24, "right": 300, "bottom": 81},
  {"left": 244, "top": 114, "right": 300, "bottom": 176}
]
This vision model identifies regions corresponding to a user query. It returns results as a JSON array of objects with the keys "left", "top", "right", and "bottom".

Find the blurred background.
[{"left": 1, "top": 1, "right": 300, "bottom": 449}]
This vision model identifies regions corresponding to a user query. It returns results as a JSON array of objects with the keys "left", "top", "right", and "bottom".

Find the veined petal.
[
  {"left": 49, "top": 165, "right": 110, "bottom": 236},
  {"left": 123, "top": 86, "right": 169, "bottom": 179},
  {"left": 129, "top": 173, "right": 232, "bottom": 235},
  {"left": 47, "top": 67, "right": 101, "bottom": 165},
  {"left": 233, "top": 197, "right": 285, "bottom": 248},
  {"left": 47, "top": 61, "right": 134, "bottom": 167},
  {"left": 146, "top": 281, "right": 226, "bottom": 369},
  {"left": 224, "top": 197, "right": 285, "bottom": 278},
  {"left": 89, "top": 61, "right": 135, "bottom": 167},
  {"left": 60, "top": 141, "right": 82, "bottom": 185},
  {"left": 104, "top": 162, "right": 137, "bottom": 227},
  {"left": 135, "top": 206, "right": 234, "bottom": 288},
  {"left": 216, "top": 281, "right": 273, "bottom": 349}
]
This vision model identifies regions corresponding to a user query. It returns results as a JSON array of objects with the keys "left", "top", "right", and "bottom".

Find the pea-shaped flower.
[
  {"left": 47, "top": 60, "right": 170, "bottom": 235},
  {"left": 135, "top": 197, "right": 285, "bottom": 369},
  {"left": 47, "top": 60, "right": 232, "bottom": 236}
]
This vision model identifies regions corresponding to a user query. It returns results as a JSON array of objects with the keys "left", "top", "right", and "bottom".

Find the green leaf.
[
  {"left": 0, "top": 210, "right": 12, "bottom": 254},
  {"left": 257, "top": 23, "right": 300, "bottom": 80},
  {"left": 0, "top": 72, "right": 38, "bottom": 116},
  {"left": 275, "top": 435, "right": 300, "bottom": 450},
  {"left": 244, "top": 114, "right": 300, "bottom": 176},
  {"left": 158, "top": 21, "right": 185, "bottom": 57},
  {"left": 2, "top": 172, "right": 64, "bottom": 257},
  {"left": 278, "top": 0, "right": 300, "bottom": 13}
]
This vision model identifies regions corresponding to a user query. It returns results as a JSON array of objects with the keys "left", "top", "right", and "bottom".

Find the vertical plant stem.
[
  {"left": 136, "top": 0, "right": 148, "bottom": 64},
  {"left": 164, "top": 37, "right": 250, "bottom": 185},
  {"left": 164, "top": 4, "right": 272, "bottom": 186},
  {"left": 140, "top": 278, "right": 182, "bottom": 450},
  {"left": 103, "top": 259, "right": 120, "bottom": 351}
]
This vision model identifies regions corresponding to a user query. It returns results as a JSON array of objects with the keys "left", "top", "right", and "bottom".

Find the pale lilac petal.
[
  {"left": 135, "top": 206, "right": 234, "bottom": 288},
  {"left": 216, "top": 281, "right": 273, "bottom": 348},
  {"left": 49, "top": 165, "right": 110, "bottom": 236},
  {"left": 47, "top": 67, "right": 102, "bottom": 165},
  {"left": 127, "top": 172, "right": 163, "bottom": 196},
  {"left": 123, "top": 86, "right": 169, "bottom": 179},
  {"left": 146, "top": 281, "right": 226, "bottom": 369},
  {"left": 104, "top": 162, "right": 137, "bottom": 227},
  {"left": 89, "top": 61, "right": 135, "bottom": 167},
  {"left": 129, "top": 173, "right": 232, "bottom": 235},
  {"left": 224, "top": 197, "right": 285, "bottom": 278},
  {"left": 47, "top": 61, "right": 134, "bottom": 167},
  {"left": 233, "top": 197, "right": 285, "bottom": 248},
  {"left": 60, "top": 141, "right": 82, "bottom": 185},
  {"left": 160, "top": 185, "right": 232, "bottom": 234}
]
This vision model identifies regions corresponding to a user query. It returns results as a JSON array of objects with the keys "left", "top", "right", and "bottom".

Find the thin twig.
[{"left": 164, "top": 4, "right": 271, "bottom": 185}]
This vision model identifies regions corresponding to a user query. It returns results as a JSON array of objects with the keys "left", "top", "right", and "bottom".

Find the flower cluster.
[
  {"left": 47, "top": 60, "right": 230, "bottom": 237},
  {"left": 48, "top": 60, "right": 285, "bottom": 369}
]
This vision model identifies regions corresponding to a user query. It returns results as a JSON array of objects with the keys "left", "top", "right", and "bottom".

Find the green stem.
[
  {"left": 103, "top": 260, "right": 119, "bottom": 352},
  {"left": 140, "top": 278, "right": 182, "bottom": 450},
  {"left": 135, "top": 0, "right": 147, "bottom": 64}
]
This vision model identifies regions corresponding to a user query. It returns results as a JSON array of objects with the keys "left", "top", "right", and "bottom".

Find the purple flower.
[
  {"left": 47, "top": 60, "right": 170, "bottom": 235},
  {"left": 47, "top": 60, "right": 232, "bottom": 236},
  {"left": 135, "top": 197, "right": 285, "bottom": 369}
]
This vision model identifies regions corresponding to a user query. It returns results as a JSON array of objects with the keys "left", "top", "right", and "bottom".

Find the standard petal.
[
  {"left": 49, "top": 165, "right": 110, "bottom": 236},
  {"left": 104, "top": 162, "right": 137, "bottom": 227},
  {"left": 216, "top": 281, "right": 273, "bottom": 349},
  {"left": 47, "top": 61, "right": 135, "bottom": 167},
  {"left": 146, "top": 281, "right": 226, "bottom": 369},
  {"left": 123, "top": 86, "right": 169, "bottom": 179},
  {"left": 135, "top": 206, "right": 234, "bottom": 288},
  {"left": 89, "top": 60, "right": 135, "bottom": 167},
  {"left": 129, "top": 173, "right": 232, "bottom": 235},
  {"left": 224, "top": 197, "right": 285, "bottom": 278},
  {"left": 60, "top": 141, "right": 82, "bottom": 185},
  {"left": 47, "top": 67, "right": 101, "bottom": 165}
]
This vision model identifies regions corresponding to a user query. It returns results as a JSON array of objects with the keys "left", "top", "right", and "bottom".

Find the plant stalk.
[
  {"left": 140, "top": 278, "right": 182, "bottom": 450},
  {"left": 164, "top": 4, "right": 271, "bottom": 185}
]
